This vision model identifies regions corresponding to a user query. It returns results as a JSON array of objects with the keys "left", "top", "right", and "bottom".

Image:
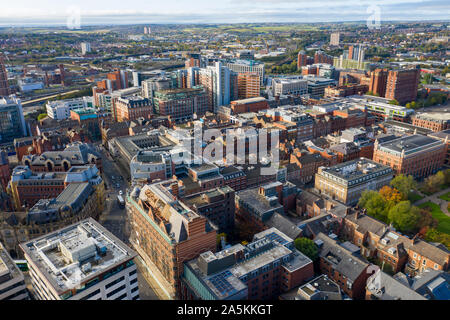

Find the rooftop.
[{"left": 378, "top": 134, "right": 443, "bottom": 156}]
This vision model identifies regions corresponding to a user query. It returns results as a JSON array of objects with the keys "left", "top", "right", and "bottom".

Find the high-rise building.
[
  {"left": 20, "top": 218, "right": 139, "bottom": 300},
  {"left": 0, "top": 54, "right": 11, "bottom": 96},
  {"left": 237, "top": 72, "right": 260, "bottom": 99},
  {"left": 153, "top": 86, "right": 209, "bottom": 121},
  {"left": 225, "top": 59, "right": 265, "bottom": 88},
  {"left": 81, "top": 42, "right": 91, "bottom": 55},
  {"left": 0, "top": 95, "right": 27, "bottom": 144},
  {"left": 330, "top": 32, "right": 340, "bottom": 46},
  {"left": 199, "top": 62, "right": 232, "bottom": 111},
  {"left": 0, "top": 242, "right": 29, "bottom": 300},
  {"left": 385, "top": 68, "right": 420, "bottom": 104},
  {"left": 297, "top": 51, "right": 308, "bottom": 70},
  {"left": 369, "top": 68, "right": 388, "bottom": 97}
]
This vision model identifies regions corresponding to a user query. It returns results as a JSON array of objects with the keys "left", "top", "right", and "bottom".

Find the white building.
[
  {"left": 130, "top": 150, "right": 172, "bottom": 182},
  {"left": 81, "top": 42, "right": 91, "bottom": 55},
  {"left": 272, "top": 77, "right": 308, "bottom": 96},
  {"left": 225, "top": 59, "right": 265, "bottom": 86},
  {"left": 330, "top": 32, "right": 340, "bottom": 46},
  {"left": 0, "top": 242, "right": 29, "bottom": 300},
  {"left": 20, "top": 218, "right": 139, "bottom": 300},
  {"left": 46, "top": 97, "right": 90, "bottom": 120}
]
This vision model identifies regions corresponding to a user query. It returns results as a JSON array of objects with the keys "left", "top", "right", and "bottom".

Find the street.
[{"left": 95, "top": 142, "right": 160, "bottom": 300}]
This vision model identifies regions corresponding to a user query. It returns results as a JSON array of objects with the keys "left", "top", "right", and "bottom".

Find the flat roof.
[
  {"left": 20, "top": 218, "right": 136, "bottom": 295},
  {"left": 378, "top": 134, "right": 443, "bottom": 155}
]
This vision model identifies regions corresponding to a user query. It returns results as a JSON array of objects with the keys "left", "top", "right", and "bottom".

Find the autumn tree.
[
  {"left": 358, "top": 190, "right": 389, "bottom": 223},
  {"left": 379, "top": 186, "right": 403, "bottom": 206}
]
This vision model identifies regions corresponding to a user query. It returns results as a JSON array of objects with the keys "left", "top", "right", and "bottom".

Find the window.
[
  {"left": 106, "top": 284, "right": 126, "bottom": 298},
  {"left": 106, "top": 276, "right": 125, "bottom": 289}
]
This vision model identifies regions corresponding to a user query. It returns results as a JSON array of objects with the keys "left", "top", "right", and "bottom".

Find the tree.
[
  {"left": 425, "top": 228, "right": 450, "bottom": 250},
  {"left": 388, "top": 99, "right": 399, "bottom": 105},
  {"left": 358, "top": 190, "right": 389, "bottom": 222},
  {"left": 387, "top": 201, "right": 421, "bottom": 233},
  {"left": 294, "top": 237, "right": 318, "bottom": 261},
  {"left": 423, "top": 171, "right": 445, "bottom": 194},
  {"left": 417, "top": 208, "right": 438, "bottom": 231},
  {"left": 390, "top": 174, "right": 417, "bottom": 200},
  {"left": 379, "top": 186, "right": 403, "bottom": 204}
]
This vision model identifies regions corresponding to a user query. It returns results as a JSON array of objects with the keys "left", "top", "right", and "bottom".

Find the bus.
[
  {"left": 14, "top": 260, "right": 28, "bottom": 272},
  {"left": 117, "top": 195, "right": 125, "bottom": 208}
]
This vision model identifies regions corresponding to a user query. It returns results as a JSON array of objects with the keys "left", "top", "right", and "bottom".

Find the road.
[{"left": 95, "top": 143, "right": 159, "bottom": 300}]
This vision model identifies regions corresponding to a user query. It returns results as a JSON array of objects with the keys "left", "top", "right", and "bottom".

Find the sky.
[{"left": 0, "top": 0, "right": 448, "bottom": 26}]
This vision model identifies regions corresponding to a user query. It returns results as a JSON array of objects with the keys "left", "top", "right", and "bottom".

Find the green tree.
[
  {"left": 390, "top": 174, "right": 417, "bottom": 200},
  {"left": 387, "top": 201, "right": 421, "bottom": 233},
  {"left": 425, "top": 228, "right": 450, "bottom": 250},
  {"left": 358, "top": 190, "right": 389, "bottom": 222},
  {"left": 294, "top": 237, "right": 319, "bottom": 261},
  {"left": 388, "top": 99, "right": 399, "bottom": 105}
]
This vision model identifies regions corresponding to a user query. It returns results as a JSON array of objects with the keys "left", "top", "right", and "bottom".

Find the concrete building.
[
  {"left": 330, "top": 32, "right": 340, "bottom": 46},
  {"left": 127, "top": 180, "right": 217, "bottom": 298},
  {"left": 46, "top": 97, "right": 91, "bottom": 120},
  {"left": 0, "top": 95, "right": 27, "bottom": 144},
  {"left": 81, "top": 42, "right": 91, "bottom": 55},
  {"left": 237, "top": 72, "right": 260, "bottom": 99},
  {"left": 315, "top": 158, "right": 393, "bottom": 205},
  {"left": 373, "top": 135, "right": 446, "bottom": 179},
  {"left": 181, "top": 227, "right": 314, "bottom": 300},
  {"left": 199, "top": 62, "right": 233, "bottom": 111},
  {"left": 129, "top": 150, "right": 172, "bottom": 183},
  {"left": 153, "top": 87, "right": 209, "bottom": 121},
  {"left": 280, "top": 274, "right": 342, "bottom": 300},
  {"left": 0, "top": 54, "right": 11, "bottom": 96},
  {"left": 0, "top": 242, "right": 29, "bottom": 300},
  {"left": 272, "top": 78, "right": 308, "bottom": 97},
  {"left": 225, "top": 60, "right": 265, "bottom": 88},
  {"left": 20, "top": 218, "right": 139, "bottom": 300}
]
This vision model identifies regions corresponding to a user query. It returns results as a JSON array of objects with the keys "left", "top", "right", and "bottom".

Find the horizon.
[{"left": 1, "top": 0, "right": 449, "bottom": 26}]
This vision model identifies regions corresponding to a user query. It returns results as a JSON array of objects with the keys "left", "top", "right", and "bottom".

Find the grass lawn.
[
  {"left": 439, "top": 192, "right": 450, "bottom": 202},
  {"left": 408, "top": 192, "right": 424, "bottom": 203},
  {"left": 418, "top": 202, "right": 450, "bottom": 234}
]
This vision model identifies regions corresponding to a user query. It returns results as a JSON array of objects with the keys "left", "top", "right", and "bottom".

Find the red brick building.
[
  {"left": 385, "top": 68, "right": 420, "bottom": 104},
  {"left": 373, "top": 135, "right": 446, "bottom": 179},
  {"left": 230, "top": 97, "right": 269, "bottom": 114}
]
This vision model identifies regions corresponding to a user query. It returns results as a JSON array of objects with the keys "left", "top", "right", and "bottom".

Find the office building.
[
  {"left": 46, "top": 97, "right": 91, "bottom": 120},
  {"left": 315, "top": 157, "right": 393, "bottom": 205},
  {"left": 272, "top": 77, "right": 308, "bottom": 97},
  {"left": 21, "top": 218, "right": 139, "bottom": 300},
  {"left": 127, "top": 180, "right": 217, "bottom": 298},
  {"left": 0, "top": 95, "right": 27, "bottom": 144},
  {"left": 0, "top": 54, "right": 11, "bottom": 96},
  {"left": 153, "top": 86, "right": 209, "bottom": 121},
  {"left": 373, "top": 135, "right": 446, "bottom": 179},
  {"left": 225, "top": 60, "right": 265, "bottom": 87},
  {"left": 181, "top": 228, "right": 314, "bottom": 300},
  {"left": 199, "top": 62, "right": 233, "bottom": 111},
  {"left": 0, "top": 242, "right": 28, "bottom": 300},
  {"left": 115, "top": 96, "right": 152, "bottom": 122},
  {"left": 130, "top": 150, "right": 172, "bottom": 182}
]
